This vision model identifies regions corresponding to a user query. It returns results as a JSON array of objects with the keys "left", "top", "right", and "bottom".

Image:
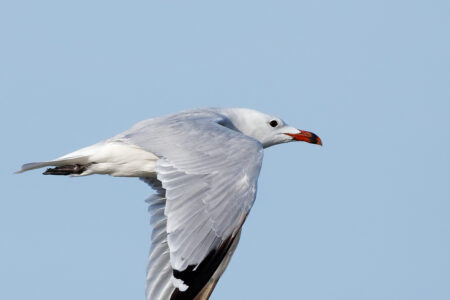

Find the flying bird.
[{"left": 17, "top": 108, "right": 322, "bottom": 300}]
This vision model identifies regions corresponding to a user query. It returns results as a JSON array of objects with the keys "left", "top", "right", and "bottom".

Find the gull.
[{"left": 17, "top": 107, "right": 322, "bottom": 300}]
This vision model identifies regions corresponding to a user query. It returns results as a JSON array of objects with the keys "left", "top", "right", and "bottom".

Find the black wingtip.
[{"left": 170, "top": 235, "right": 237, "bottom": 300}]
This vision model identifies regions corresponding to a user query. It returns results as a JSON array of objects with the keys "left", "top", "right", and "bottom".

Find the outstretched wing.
[{"left": 120, "top": 113, "right": 264, "bottom": 299}]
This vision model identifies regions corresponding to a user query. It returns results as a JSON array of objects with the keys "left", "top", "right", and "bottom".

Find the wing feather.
[
  {"left": 144, "top": 181, "right": 176, "bottom": 300},
  {"left": 128, "top": 112, "right": 263, "bottom": 299}
]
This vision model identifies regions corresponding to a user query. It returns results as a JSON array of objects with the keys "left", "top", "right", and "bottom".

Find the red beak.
[{"left": 285, "top": 130, "right": 322, "bottom": 146}]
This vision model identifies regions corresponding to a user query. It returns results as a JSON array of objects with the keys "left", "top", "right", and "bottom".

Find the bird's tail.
[
  {"left": 15, "top": 156, "right": 91, "bottom": 175},
  {"left": 16, "top": 140, "right": 158, "bottom": 177},
  {"left": 15, "top": 142, "right": 104, "bottom": 175}
]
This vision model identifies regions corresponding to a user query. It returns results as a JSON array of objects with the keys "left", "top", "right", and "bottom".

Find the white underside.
[
  {"left": 18, "top": 140, "right": 160, "bottom": 177},
  {"left": 78, "top": 141, "right": 159, "bottom": 177}
]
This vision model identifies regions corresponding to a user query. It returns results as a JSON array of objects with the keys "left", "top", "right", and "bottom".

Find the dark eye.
[{"left": 269, "top": 120, "right": 278, "bottom": 127}]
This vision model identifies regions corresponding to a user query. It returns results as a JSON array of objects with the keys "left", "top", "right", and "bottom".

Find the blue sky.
[{"left": 1, "top": 1, "right": 449, "bottom": 299}]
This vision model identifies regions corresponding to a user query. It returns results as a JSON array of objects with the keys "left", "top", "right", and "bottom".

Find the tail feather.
[
  {"left": 16, "top": 140, "right": 157, "bottom": 177},
  {"left": 15, "top": 156, "right": 90, "bottom": 174}
]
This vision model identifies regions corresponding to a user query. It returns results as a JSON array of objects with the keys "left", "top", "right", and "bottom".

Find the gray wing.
[
  {"left": 120, "top": 113, "right": 263, "bottom": 299},
  {"left": 142, "top": 177, "right": 174, "bottom": 300}
]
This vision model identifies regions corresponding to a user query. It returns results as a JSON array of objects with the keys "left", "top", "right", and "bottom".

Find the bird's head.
[{"left": 219, "top": 108, "right": 322, "bottom": 148}]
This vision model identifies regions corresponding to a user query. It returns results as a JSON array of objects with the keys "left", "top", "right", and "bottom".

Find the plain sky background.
[{"left": 1, "top": 1, "right": 449, "bottom": 299}]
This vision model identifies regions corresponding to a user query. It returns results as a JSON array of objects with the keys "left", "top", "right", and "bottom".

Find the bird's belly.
[{"left": 81, "top": 141, "right": 159, "bottom": 177}]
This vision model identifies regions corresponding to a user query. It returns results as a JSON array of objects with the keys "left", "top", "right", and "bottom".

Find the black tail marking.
[{"left": 43, "top": 164, "right": 88, "bottom": 175}]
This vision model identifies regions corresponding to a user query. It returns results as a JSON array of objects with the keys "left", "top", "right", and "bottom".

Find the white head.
[{"left": 219, "top": 108, "right": 322, "bottom": 148}]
